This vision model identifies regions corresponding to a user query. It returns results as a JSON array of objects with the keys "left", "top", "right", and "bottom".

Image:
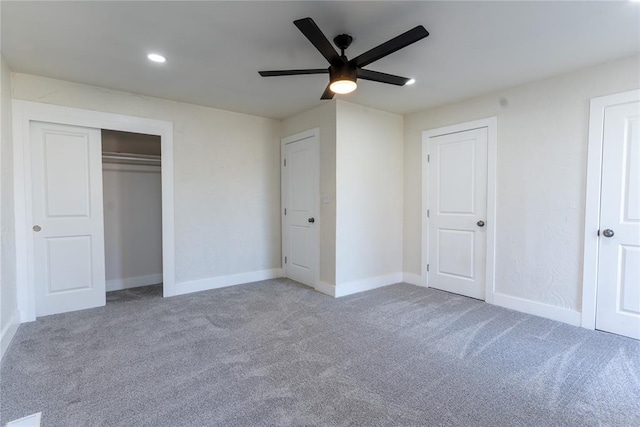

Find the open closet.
[{"left": 101, "top": 130, "right": 163, "bottom": 293}]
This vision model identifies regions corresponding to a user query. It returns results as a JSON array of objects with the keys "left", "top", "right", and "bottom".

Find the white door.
[
  {"left": 31, "top": 121, "right": 106, "bottom": 316},
  {"left": 427, "top": 128, "right": 488, "bottom": 299},
  {"left": 282, "top": 131, "right": 319, "bottom": 287},
  {"left": 596, "top": 101, "right": 640, "bottom": 339}
]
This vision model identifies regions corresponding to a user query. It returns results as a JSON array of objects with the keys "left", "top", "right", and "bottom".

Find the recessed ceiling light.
[
  {"left": 405, "top": 78, "right": 416, "bottom": 86},
  {"left": 147, "top": 53, "right": 166, "bottom": 63}
]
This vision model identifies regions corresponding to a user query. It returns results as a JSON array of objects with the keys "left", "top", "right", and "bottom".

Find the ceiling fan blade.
[
  {"left": 259, "top": 69, "right": 329, "bottom": 77},
  {"left": 294, "top": 17, "right": 344, "bottom": 66},
  {"left": 357, "top": 69, "right": 410, "bottom": 86},
  {"left": 350, "top": 26, "right": 429, "bottom": 68},
  {"left": 320, "top": 83, "right": 334, "bottom": 100}
]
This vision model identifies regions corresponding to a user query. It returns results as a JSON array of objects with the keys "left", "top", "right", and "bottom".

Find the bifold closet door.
[{"left": 30, "top": 121, "right": 106, "bottom": 317}]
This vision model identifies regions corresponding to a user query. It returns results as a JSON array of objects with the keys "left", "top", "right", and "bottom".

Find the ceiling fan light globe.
[{"left": 330, "top": 79, "right": 357, "bottom": 94}]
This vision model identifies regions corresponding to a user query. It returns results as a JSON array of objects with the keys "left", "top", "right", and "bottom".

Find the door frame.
[
  {"left": 281, "top": 128, "right": 320, "bottom": 288},
  {"left": 12, "top": 100, "right": 175, "bottom": 322},
  {"left": 421, "top": 117, "right": 497, "bottom": 303},
  {"left": 581, "top": 89, "right": 640, "bottom": 330}
]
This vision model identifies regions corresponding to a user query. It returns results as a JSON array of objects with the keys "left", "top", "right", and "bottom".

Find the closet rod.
[{"left": 102, "top": 152, "right": 161, "bottom": 165}]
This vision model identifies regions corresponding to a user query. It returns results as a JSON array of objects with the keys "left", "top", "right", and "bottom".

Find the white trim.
[
  {"left": 1, "top": 309, "right": 21, "bottom": 361},
  {"left": 581, "top": 89, "right": 640, "bottom": 330},
  {"left": 170, "top": 269, "right": 284, "bottom": 296},
  {"left": 492, "top": 292, "right": 581, "bottom": 326},
  {"left": 335, "top": 273, "right": 403, "bottom": 298},
  {"left": 402, "top": 273, "right": 423, "bottom": 286},
  {"left": 281, "top": 128, "right": 320, "bottom": 288},
  {"left": 421, "top": 117, "right": 498, "bottom": 303},
  {"left": 314, "top": 281, "right": 336, "bottom": 297},
  {"left": 12, "top": 100, "right": 175, "bottom": 322},
  {"left": 106, "top": 273, "right": 163, "bottom": 292}
]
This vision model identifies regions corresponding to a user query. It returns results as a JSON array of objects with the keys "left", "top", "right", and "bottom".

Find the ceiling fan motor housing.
[{"left": 330, "top": 63, "right": 357, "bottom": 83}]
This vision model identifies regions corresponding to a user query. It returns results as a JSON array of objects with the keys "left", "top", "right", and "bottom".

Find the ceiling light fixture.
[
  {"left": 330, "top": 79, "right": 357, "bottom": 94},
  {"left": 147, "top": 53, "right": 166, "bottom": 63},
  {"left": 405, "top": 78, "right": 416, "bottom": 85},
  {"left": 329, "top": 65, "right": 357, "bottom": 95}
]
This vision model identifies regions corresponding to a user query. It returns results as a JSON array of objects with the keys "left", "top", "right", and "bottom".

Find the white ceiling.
[{"left": 2, "top": 1, "right": 640, "bottom": 119}]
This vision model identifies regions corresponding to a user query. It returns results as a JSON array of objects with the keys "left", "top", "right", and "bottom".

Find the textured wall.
[
  {"left": 102, "top": 165, "right": 163, "bottom": 287},
  {"left": 281, "top": 101, "right": 337, "bottom": 286},
  {"left": 11, "top": 73, "right": 282, "bottom": 284},
  {"left": 404, "top": 54, "right": 640, "bottom": 311},
  {"left": 335, "top": 100, "right": 404, "bottom": 285},
  {"left": 1, "top": 55, "right": 18, "bottom": 336}
]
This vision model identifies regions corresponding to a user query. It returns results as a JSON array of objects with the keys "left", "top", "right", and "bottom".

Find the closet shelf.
[{"left": 102, "top": 152, "right": 161, "bottom": 166}]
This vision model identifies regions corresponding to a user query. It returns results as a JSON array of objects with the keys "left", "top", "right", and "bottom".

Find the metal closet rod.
[{"left": 101, "top": 152, "right": 161, "bottom": 163}]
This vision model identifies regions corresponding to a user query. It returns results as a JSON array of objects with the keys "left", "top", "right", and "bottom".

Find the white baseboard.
[
  {"left": 170, "top": 268, "right": 284, "bottom": 297},
  {"left": 491, "top": 292, "right": 581, "bottom": 326},
  {"left": 335, "top": 273, "right": 403, "bottom": 298},
  {"left": 106, "top": 273, "right": 163, "bottom": 292},
  {"left": 402, "top": 273, "right": 423, "bottom": 286},
  {"left": 1, "top": 309, "right": 21, "bottom": 361},
  {"left": 314, "top": 281, "right": 336, "bottom": 297}
]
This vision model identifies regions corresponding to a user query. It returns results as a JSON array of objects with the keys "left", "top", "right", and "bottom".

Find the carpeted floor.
[{"left": 1, "top": 279, "right": 639, "bottom": 426}]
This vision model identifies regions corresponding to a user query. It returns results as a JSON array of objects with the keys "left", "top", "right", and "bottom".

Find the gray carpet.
[{"left": 1, "top": 279, "right": 639, "bottom": 427}]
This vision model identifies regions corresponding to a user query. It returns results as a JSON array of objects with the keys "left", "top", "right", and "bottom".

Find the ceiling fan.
[{"left": 258, "top": 18, "right": 429, "bottom": 99}]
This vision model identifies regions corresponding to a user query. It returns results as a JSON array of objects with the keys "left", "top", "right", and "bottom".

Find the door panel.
[
  {"left": 428, "top": 128, "right": 487, "bottom": 299},
  {"left": 282, "top": 133, "right": 318, "bottom": 287},
  {"left": 43, "top": 132, "right": 91, "bottom": 217},
  {"left": 596, "top": 102, "right": 640, "bottom": 339},
  {"left": 437, "top": 229, "right": 475, "bottom": 280},
  {"left": 46, "top": 236, "right": 94, "bottom": 293},
  {"left": 31, "top": 121, "right": 106, "bottom": 316},
  {"left": 438, "top": 139, "right": 476, "bottom": 214}
]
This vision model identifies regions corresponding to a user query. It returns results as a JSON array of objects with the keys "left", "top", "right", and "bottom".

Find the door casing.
[
  {"left": 422, "top": 117, "right": 497, "bottom": 303},
  {"left": 582, "top": 89, "right": 640, "bottom": 330},
  {"left": 281, "top": 128, "right": 320, "bottom": 288},
  {"left": 12, "top": 100, "right": 175, "bottom": 322}
]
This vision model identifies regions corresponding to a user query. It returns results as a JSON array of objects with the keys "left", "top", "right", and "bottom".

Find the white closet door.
[{"left": 31, "top": 121, "right": 106, "bottom": 316}]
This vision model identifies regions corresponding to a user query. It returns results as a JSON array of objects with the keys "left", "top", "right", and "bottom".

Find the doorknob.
[
  {"left": 33, "top": 225, "right": 42, "bottom": 232},
  {"left": 602, "top": 229, "right": 614, "bottom": 238},
  {"left": 308, "top": 217, "right": 315, "bottom": 223},
  {"left": 476, "top": 220, "right": 485, "bottom": 227}
]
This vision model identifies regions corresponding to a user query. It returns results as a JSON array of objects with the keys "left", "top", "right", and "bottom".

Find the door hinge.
[
  {"left": 283, "top": 158, "right": 287, "bottom": 167},
  {"left": 284, "top": 256, "right": 287, "bottom": 264},
  {"left": 427, "top": 209, "right": 430, "bottom": 218},
  {"left": 427, "top": 154, "right": 430, "bottom": 162},
  {"left": 426, "top": 264, "right": 430, "bottom": 272},
  {"left": 284, "top": 208, "right": 287, "bottom": 215},
  {"left": 597, "top": 229, "right": 600, "bottom": 236}
]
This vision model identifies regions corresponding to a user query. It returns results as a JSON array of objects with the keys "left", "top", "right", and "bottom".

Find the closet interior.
[{"left": 101, "top": 130, "right": 163, "bottom": 293}]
